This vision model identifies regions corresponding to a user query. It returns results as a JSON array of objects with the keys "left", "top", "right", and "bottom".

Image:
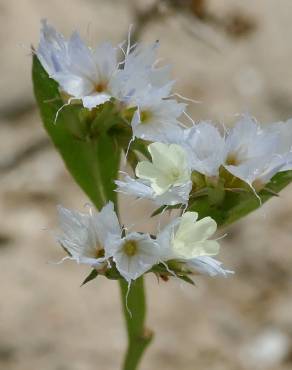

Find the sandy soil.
[{"left": 1, "top": 1, "right": 292, "bottom": 369}]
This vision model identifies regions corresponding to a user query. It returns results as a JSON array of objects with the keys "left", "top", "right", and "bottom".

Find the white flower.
[
  {"left": 37, "top": 20, "right": 119, "bottom": 109},
  {"left": 157, "top": 212, "right": 231, "bottom": 277},
  {"left": 111, "top": 42, "right": 174, "bottom": 106},
  {"left": 117, "top": 44, "right": 182, "bottom": 142},
  {"left": 56, "top": 202, "right": 120, "bottom": 268},
  {"left": 116, "top": 142, "right": 192, "bottom": 206},
  {"left": 265, "top": 119, "right": 292, "bottom": 173},
  {"left": 104, "top": 232, "right": 160, "bottom": 282},
  {"left": 223, "top": 115, "right": 280, "bottom": 187},
  {"left": 157, "top": 212, "right": 220, "bottom": 260},
  {"left": 130, "top": 97, "right": 186, "bottom": 141},
  {"left": 160, "top": 115, "right": 292, "bottom": 190},
  {"left": 136, "top": 142, "right": 192, "bottom": 195},
  {"left": 183, "top": 122, "right": 226, "bottom": 177},
  {"left": 37, "top": 21, "right": 175, "bottom": 117},
  {"left": 116, "top": 175, "right": 192, "bottom": 206},
  {"left": 56, "top": 202, "right": 160, "bottom": 282}
]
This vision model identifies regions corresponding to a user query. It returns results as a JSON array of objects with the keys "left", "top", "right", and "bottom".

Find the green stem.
[{"left": 119, "top": 277, "right": 153, "bottom": 370}]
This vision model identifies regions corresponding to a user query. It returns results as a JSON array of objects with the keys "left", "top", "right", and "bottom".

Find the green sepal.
[
  {"left": 89, "top": 100, "right": 122, "bottom": 136},
  {"left": 81, "top": 269, "right": 99, "bottom": 286},
  {"left": 177, "top": 274, "right": 195, "bottom": 286},
  {"left": 105, "top": 265, "right": 122, "bottom": 280},
  {"left": 151, "top": 204, "right": 180, "bottom": 217}
]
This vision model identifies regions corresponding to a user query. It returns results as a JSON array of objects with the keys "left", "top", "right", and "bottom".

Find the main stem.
[{"left": 119, "top": 277, "right": 153, "bottom": 370}]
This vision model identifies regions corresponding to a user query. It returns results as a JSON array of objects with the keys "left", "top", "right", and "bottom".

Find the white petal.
[
  {"left": 56, "top": 203, "right": 120, "bottom": 267},
  {"left": 157, "top": 212, "right": 220, "bottom": 261},
  {"left": 37, "top": 21, "right": 116, "bottom": 106},
  {"left": 225, "top": 156, "right": 275, "bottom": 187},
  {"left": 173, "top": 214, "right": 219, "bottom": 258},
  {"left": 129, "top": 99, "right": 185, "bottom": 141},
  {"left": 279, "top": 152, "right": 292, "bottom": 172},
  {"left": 77, "top": 256, "right": 106, "bottom": 268},
  {"left": 37, "top": 19, "right": 68, "bottom": 76},
  {"left": 156, "top": 218, "right": 180, "bottom": 260},
  {"left": 115, "top": 176, "right": 155, "bottom": 199},
  {"left": 53, "top": 72, "right": 93, "bottom": 97},
  {"left": 93, "top": 202, "right": 121, "bottom": 245},
  {"left": 185, "top": 122, "right": 226, "bottom": 177},
  {"left": 67, "top": 32, "right": 99, "bottom": 81},
  {"left": 136, "top": 161, "right": 169, "bottom": 194},
  {"left": 93, "top": 42, "right": 118, "bottom": 80},
  {"left": 110, "top": 42, "right": 173, "bottom": 105},
  {"left": 154, "top": 181, "right": 192, "bottom": 206},
  {"left": 136, "top": 142, "right": 191, "bottom": 195},
  {"left": 116, "top": 176, "right": 191, "bottom": 206},
  {"left": 57, "top": 205, "right": 97, "bottom": 259},
  {"left": 186, "top": 256, "right": 233, "bottom": 277},
  {"left": 225, "top": 115, "right": 279, "bottom": 164},
  {"left": 175, "top": 213, "right": 217, "bottom": 243},
  {"left": 82, "top": 93, "right": 111, "bottom": 109}
]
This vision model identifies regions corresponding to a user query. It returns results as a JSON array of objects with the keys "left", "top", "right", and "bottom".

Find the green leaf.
[
  {"left": 32, "top": 55, "right": 120, "bottom": 210},
  {"left": 81, "top": 269, "right": 99, "bottom": 286}
]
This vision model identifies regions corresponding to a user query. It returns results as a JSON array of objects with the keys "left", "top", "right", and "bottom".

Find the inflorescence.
[{"left": 37, "top": 20, "right": 292, "bottom": 285}]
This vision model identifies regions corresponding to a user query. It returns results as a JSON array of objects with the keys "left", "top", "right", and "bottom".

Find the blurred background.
[{"left": 1, "top": 1, "right": 292, "bottom": 369}]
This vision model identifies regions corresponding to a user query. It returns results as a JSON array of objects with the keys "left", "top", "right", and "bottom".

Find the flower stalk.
[{"left": 119, "top": 277, "right": 153, "bottom": 370}]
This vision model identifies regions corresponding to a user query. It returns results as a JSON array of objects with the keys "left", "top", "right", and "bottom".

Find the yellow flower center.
[
  {"left": 95, "top": 248, "right": 105, "bottom": 258},
  {"left": 140, "top": 110, "right": 153, "bottom": 124},
  {"left": 123, "top": 240, "right": 138, "bottom": 257},
  {"left": 94, "top": 82, "right": 107, "bottom": 93},
  {"left": 226, "top": 152, "right": 241, "bottom": 166}
]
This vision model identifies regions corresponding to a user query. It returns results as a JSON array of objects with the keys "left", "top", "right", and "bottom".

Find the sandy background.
[{"left": 1, "top": 1, "right": 292, "bottom": 369}]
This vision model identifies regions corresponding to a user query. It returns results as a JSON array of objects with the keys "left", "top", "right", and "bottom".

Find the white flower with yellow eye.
[
  {"left": 105, "top": 232, "right": 160, "bottom": 283},
  {"left": 37, "top": 21, "right": 173, "bottom": 111},
  {"left": 56, "top": 202, "right": 120, "bottom": 268},
  {"left": 223, "top": 115, "right": 280, "bottom": 188},
  {"left": 135, "top": 142, "right": 192, "bottom": 196},
  {"left": 130, "top": 94, "right": 186, "bottom": 141},
  {"left": 37, "top": 20, "right": 119, "bottom": 109}
]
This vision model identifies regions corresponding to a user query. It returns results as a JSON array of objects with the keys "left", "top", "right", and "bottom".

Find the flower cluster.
[
  {"left": 37, "top": 20, "right": 185, "bottom": 142},
  {"left": 37, "top": 21, "right": 292, "bottom": 285},
  {"left": 118, "top": 116, "right": 292, "bottom": 206},
  {"left": 57, "top": 202, "right": 232, "bottom": 283}
]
